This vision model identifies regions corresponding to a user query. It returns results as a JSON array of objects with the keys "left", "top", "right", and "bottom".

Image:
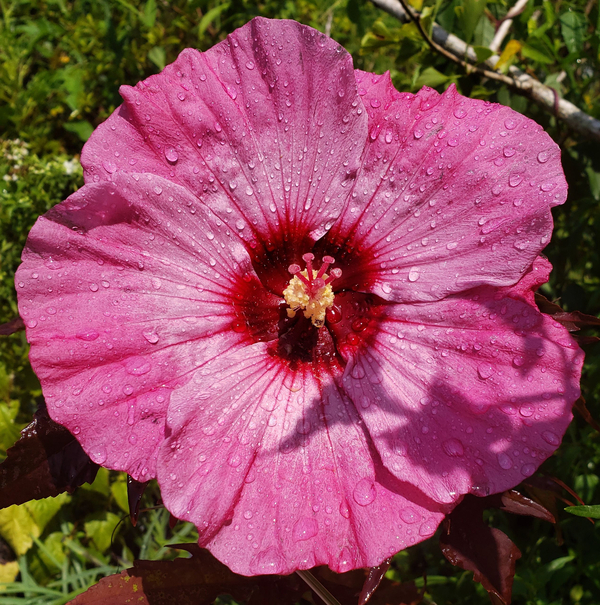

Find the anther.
[{"left": 283, "top": 253, "right": 343, "bottom": 327}]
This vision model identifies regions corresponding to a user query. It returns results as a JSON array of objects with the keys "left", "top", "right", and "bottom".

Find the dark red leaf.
[
  {"left": 574, "top": 396, "right": 600, "bottom": 433},
  {"left": 0, "top": 316, "right": 25, "bottom": 336},
  {"left": 68, "top": 544, "right": 303, "bottom": 605},
  {"left": 493, "top": 490, "right": 555, "bottom": 523},
  {"left": 359, "top": 558, "right": 392, "bottom": 605},
  {"left": 126, "top": 475, "right": 147, "bottom": 527},
  {"left": 535, "top": 293, "right": 600, "bottom": 331},
  {"left": 0, "top": 403, "right": 98, "bottom": 508},
  {"left": 439, "top": 495, "right": 521, "bottom": 605}
]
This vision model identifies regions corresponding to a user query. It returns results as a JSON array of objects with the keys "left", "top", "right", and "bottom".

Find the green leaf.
[
  {"left": 84, "top": 512, "right": 122, "bottom": 553},
  {"left": 0, "top": 493, "right": 69, "bottom": 556},
  {"left": 564, "top": 504, "right": 600, "bottom": 519},
  {"left": 63, "top": 120, "right": 93, "bottom": 141},
  {"left": 521, "top": 43, "right": 554, "bottom": 64},
  {"left": 142, "top": 0, "right": 157, "bottom": 28},
  {"left": 110, "top": 476, "right": 129, "bottom": 514},
  {"left": 473, "top": 45, "right": 493, "bottom": 63},
  {"left": 148, "top": 46, "right": 166, "bottom": 71},
  {"left": 559, "top": 11, "right": 587, "bottom": 55},
  {"left": 198, "top": 3, "right": 230, "bottom": 39},
  {"left": 455, "top": 0, "right": 487, "bottom": 44},
  {"left": 414, "top": 67, "right": 449, "bottom": 89}
]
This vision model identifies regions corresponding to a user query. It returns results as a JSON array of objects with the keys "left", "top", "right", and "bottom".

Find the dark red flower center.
[{"left": 231, "top": 239, "right": 387, "bottom": 373}]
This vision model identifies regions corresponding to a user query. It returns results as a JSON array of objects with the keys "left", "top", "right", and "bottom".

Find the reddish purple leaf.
[
  {"left": 574, "top": 397, "right": 600, "bottom": 433},
  {"left": 359, "top": 558, "right": 392, "bottom": 605},
  {"left": 126, "top": 475, "right": 147, "bottom": 527},
  {"left": 0, "top": 403, "right": 98, "bottom": 508},
  {"left": 0, "top": 316, "right": 24, "bottom": 336},
  {"left": 493, "top": 489, "right": 555, "bottom": 523},
  {"left": 534, "top": 293, "right": 600, "bottom": 331},
  {"left": 68, "top": 544, "right": 303, "bottom": 605},
  {"left": 439, "top": 495, "right": 521, "bottom": 605}
]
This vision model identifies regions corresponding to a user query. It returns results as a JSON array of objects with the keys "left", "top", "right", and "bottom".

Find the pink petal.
[
  {"left": 158, "top": 343, "right": 447, "bottom": 576},
  {"left": 16, "top": 173, "right": 259, "bottom": 479},
  {"left": 328, "top": 73, "right": 567, "bottom": 302},
  {"left": 337, "top": 280, "right": 582, "bottom": 504},
  {"left": 81, "top": 18, "right": 367, "bottom": 273}
]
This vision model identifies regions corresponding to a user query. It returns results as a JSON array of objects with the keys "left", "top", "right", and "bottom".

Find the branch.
[
  {"left": 369, "top": 0, "right": 600, "bottom": 142},
  {"left": 489, "top": 0, "right": 529, "bottom": 52}
]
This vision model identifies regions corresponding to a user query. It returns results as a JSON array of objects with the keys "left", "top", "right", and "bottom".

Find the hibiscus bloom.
[{"left": 16, "top": 18, "right": 582, "bottom": 576}]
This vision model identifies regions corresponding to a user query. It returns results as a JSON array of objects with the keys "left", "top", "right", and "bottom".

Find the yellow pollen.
[{"left": 283, "top": 269, "right": 335, "bottom": 328}]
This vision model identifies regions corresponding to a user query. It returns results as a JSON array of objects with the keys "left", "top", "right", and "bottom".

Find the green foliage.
[{"left": 0, "top": 0, "right": 599, "bottom": 603}]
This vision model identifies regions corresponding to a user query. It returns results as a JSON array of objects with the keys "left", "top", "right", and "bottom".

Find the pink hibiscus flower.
[{"left": 16, "top": 18, "right": 582, "bottom": 576}]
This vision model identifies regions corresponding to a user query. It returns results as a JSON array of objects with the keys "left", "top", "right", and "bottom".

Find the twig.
[
  {"left": 489, "top": 0, "right": 529, "bottom": 52},
  {"left": 369, "top": 0, "right": 600, "bottom": 142},
  {"left": 296, "top": 570, "right": 342, "bottom": 605},
  {"left": 396, "top": 0, "right": 517, "bottom": 87}
]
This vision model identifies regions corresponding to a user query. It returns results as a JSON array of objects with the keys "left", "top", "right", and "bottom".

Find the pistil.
[{"left": 284, "top": 254, "right": 341, "bottom": 328}]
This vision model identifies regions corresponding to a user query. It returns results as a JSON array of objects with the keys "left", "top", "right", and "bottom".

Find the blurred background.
[{"left": 0, "top": 0, "right": 599, "bottom": 602}]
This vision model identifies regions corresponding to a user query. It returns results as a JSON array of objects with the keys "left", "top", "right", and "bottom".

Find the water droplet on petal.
[
  {"left": 541, "top": 431, "right": 560, "bottom": 446},
  {"left": 408, "top": 267, "right": 420, "bottom": 282},
  {"left": 351, "top": 364, "right": 365, "bottom": 379},
  {"left": 102, "top": 160, "right": 117, "bottom": 174},
  {"left": 509, "top": 173, "right": 523, "bottom": 187},
  {"left": 521, "top": 463, "right": 536, "bottom": 476},
  {"left": 537, "top": 150, "right": 550, "bottom": 163},
  {"left": 245, "top": 60, "right": 255, "bottom": 70},
  {"left": 353, "top": 478, "right": 376, "bottom": 506},
  {"left": 250, "top": 547, "right": 285, "bottom": 575},
  {"left": 477, "top": 364, "right": 494, "bottom": 379},
  {"left": 91, "top": 445, "right": 107, "bottom": 464},
  {"left": 292, "top": 517, "right": 318, "bottom": 542},
  {"left": 165, "top": 148, "right": 179, "bottom": 163},
  {"left": 142, "top": 328, "right": 159, "bottom": 344},
  {"left": 497, "top": 452, "right": 513, "bottom": 470},
  {"left": 504, "top": 118, "right": 516, "bottom": 130},
  {"left": 442, "top": 438, "right": 464, "bottom": 457}
]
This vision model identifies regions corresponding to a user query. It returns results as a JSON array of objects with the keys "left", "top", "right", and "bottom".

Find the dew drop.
[
  {"left": 503, "top": 146, "right": 516, "bottom": 157},
  {"left": 504, "top": 118, "right": 516, "bottom": 130},
  {"left": 249, "top": 547, "right": 285, "bottom": 575},
  {"left": 509, "top": 173, "right": 523, "bottom": 187},
  {"left": 442, "top": 438, "right": 464, "bottom": 457},
  {"left": 408, "top": 267, "right": 420, "bottom": 282},
  {"left": 292, "top": 517, "right": 318, "bottom": 542},
  {"left": 537, "top": 150, "right": 550, "bottom": 163},
  {"left": 400, "top": 507, "right": 418, "bottom": 523},
  {"left": 521, "top": 463, "right": 536, "bottom": 476},
  {"left": 89, "top": 282, "right": 99, "bottom": 292},
  {"left": 142, "top": 328, "right": 159, "bottom": 344},
  {"left": 477, "top": 364, "right": 494, "bottom": 379},
  {"left": 102, "top": 160, "right": 117, "bottom": 174},
  {"left": 541, "top": 431, "right": 560, "bottom": 446},
  {"left": 497, "top": 452, "right": 513, "bottom": 470},
  {"left": 91, "top": 445, "right": 107, "bottom": 464},
  {"left": 353, "top": 478, "right": 376, "bottom": 506},
  {"left": 165, "top": 148, "right": 179, "bottom": 163},
  {"left": 351, "top": 364, "right": 365, "bottom": 379}
]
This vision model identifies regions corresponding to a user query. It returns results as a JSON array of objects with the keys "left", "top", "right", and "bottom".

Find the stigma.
[{"left": 283, "top": 253, "right": 342, "bottom": 328}]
